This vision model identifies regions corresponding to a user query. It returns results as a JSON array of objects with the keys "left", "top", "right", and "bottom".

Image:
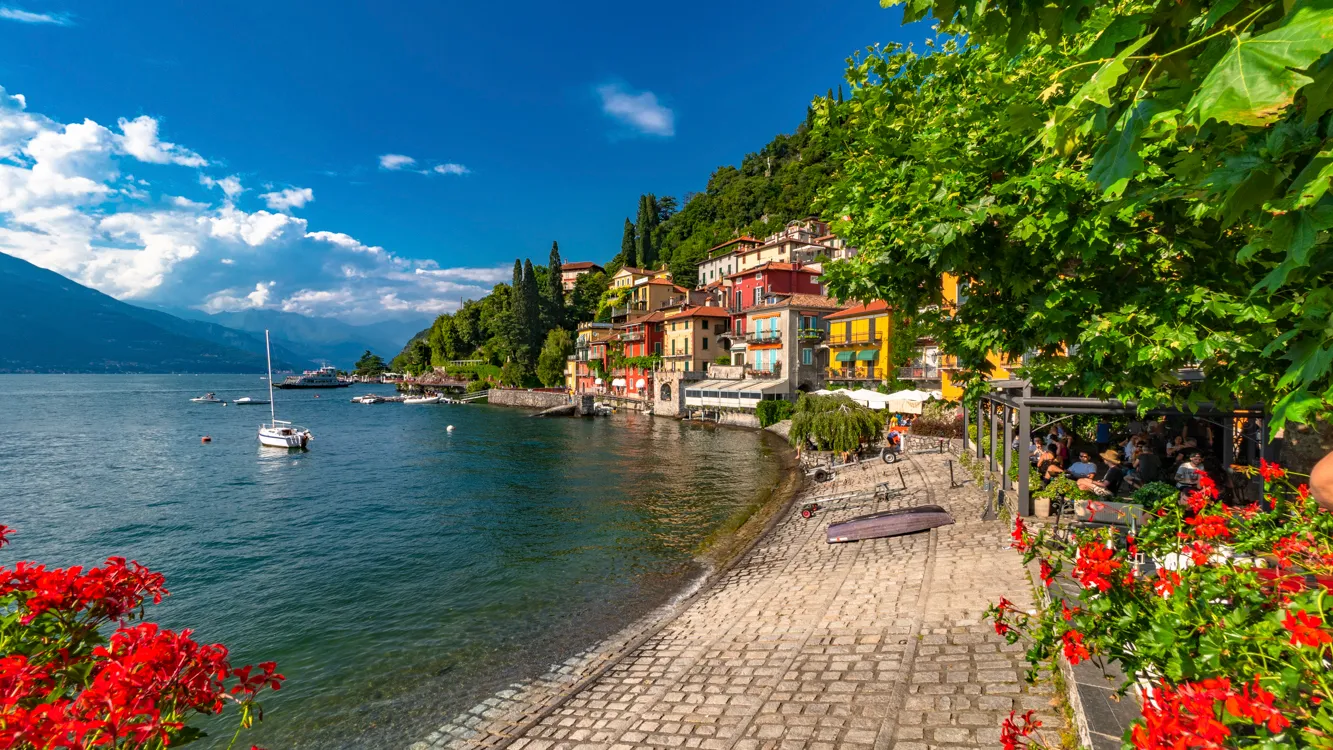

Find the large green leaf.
[
  {"left": 1068, "top": 33, "right": 1155, "bottom": 109},
  {"left": 1190, "top": 0, "right": 1333, "bottom": 126},
  {"left": 1089, "top": 99, "right": 1159, "bottom": 195}
]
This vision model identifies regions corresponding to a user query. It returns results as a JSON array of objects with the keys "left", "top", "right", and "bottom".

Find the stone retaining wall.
[{"left": 488, "top": 389, "right": 570, "bottom": 410}]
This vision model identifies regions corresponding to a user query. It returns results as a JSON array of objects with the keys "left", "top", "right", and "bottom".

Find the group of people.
[{"left": 1031, "top": 417, "right": 1232, "bottom": 499}]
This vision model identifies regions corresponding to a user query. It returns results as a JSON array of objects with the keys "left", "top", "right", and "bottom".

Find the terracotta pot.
[{"left": 1033, "top": 496, "right": 1051, "bottom": 518}]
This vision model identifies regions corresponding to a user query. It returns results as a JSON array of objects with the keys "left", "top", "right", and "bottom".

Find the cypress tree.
[
  {"left": 546, "top": 241, "right": 564, "bottom": 330},
  {"left": 636, "top": 194, "right": 657, "bottom": 269},
  {"left": 508, "top": 259, "right": 528, "bottom": 362},
  {"left": 620, "top": 218, "right": 637, "bottom": 267},
  {"left": 522, "top": 258, "right": 541, "bottom": 358}
]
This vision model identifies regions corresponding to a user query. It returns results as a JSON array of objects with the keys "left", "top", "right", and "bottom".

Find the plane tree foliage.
[{"left": 818, "top": 0, "right": 1333, "bottom": 427}]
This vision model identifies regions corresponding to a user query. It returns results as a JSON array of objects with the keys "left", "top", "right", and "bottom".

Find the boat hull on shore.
[{"left": 826, "top": 505, "right": 954, "bottom": 543}]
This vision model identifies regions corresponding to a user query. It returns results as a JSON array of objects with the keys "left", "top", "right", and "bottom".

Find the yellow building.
[
  {"left": 824, "top": 301, "right": 892, "bottom": 385},
  {"left": 662, "top": 306, "right": 730, "bottom": 373}
]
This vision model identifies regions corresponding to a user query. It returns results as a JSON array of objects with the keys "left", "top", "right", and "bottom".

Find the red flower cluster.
[
  {"left": 993, "top": 597, "right": 1017, "bottom": 636},
  {"left": 1038, "top": 559, "right": 1054, "bottom": 587},
  {"left": 1282, "top": 610, "right": 1332, "bottom": 649},
  {"left": 1011, "top": 517, "right": 1031, "bottom": 553},
  {"left": 1072, "top": 542, "right": 1121, "bottom": 592},
  {"left": 0, "top": 524, "right": 13, "bottom": 548},
  {"left": 1000, "top": 709, "right": 1042, "bottom": 750},
  {"left": 1061, "top": 629, "right": 1090, "bottom": 664},
  {"left": 1184, "top": 514, "right": 1230, "bottom": 540},
  {"left": 1152, "top": 569, "right": 1181, "bottom": 597},
  {"left": 1133, "top": 676, "right": 1289, "bottom": 748},
  {"left": 0, "top": 558, "right": 167, "bottom": 625},
  {"left": 1258, "top": 459, "right": 1286, "bottom": 482}
]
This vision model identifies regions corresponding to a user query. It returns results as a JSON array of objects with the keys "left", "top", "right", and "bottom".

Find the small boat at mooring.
[
  {"left": 826, "top": 505, "right": 954, "bottom": 544},
  {"left": 257, "top": 330, "right": 312, "bottom": 450},
  {"left": 403, "top": 395, "right": 441, "bottom": 405},
  {"left": 233, "top": 397, "right": 270, "bottom": 405},
  {"left": 191, "top": 393, "right": 224, "bottom": 403}
]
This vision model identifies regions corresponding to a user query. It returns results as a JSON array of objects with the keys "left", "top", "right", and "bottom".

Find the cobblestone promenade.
[{"left": 412, "top": 451, "right": 1063, "bottom": 750}]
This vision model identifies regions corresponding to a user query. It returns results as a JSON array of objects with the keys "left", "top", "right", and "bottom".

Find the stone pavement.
[{"left": 411, "top": 450, "right": 1063, "bottom": 750}]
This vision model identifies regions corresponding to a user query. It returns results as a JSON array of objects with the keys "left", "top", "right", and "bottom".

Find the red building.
[
  {"left": 612, "top": 311, "right": 666, "bottom": 399},
  {"left": 724, "top": 262, "right": 823, "bottom": 336}
]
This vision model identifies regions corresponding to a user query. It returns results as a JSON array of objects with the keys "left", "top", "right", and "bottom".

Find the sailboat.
[{"left": 258, "top": 330, "right": 312, "bottom": 449}]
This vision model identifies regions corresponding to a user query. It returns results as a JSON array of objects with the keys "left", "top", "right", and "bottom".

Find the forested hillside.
[{"left": 393, "top": 102, "right": 840, "bottom": 385}]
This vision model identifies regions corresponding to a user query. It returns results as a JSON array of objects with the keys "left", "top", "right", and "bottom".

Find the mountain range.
[{"left": 0, "top": 251, "right": 426, "bottom": 373}]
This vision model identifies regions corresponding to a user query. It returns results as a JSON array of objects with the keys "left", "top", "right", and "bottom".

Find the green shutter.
[
  {"left": 855, "top": 349, "right": 879, "bottom": 361},
  {"left": 834, "top": 351, "right": 856, "bottom": 362}
]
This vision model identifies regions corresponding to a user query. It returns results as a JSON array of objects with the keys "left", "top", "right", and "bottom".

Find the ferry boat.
[{"left": 273, "top": 365, "right": 351, "bottom": 390}]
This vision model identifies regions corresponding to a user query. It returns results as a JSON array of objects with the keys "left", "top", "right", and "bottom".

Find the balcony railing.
[
  {"left": 619, "top": 331, "right": 644, "bottom": 342},
  {"left": 747, "top": 330, "right": 783, "bottom": 344},
  {"left": 828, "top": 332, "right": 882, "bottom": 346},
  {"left": 826, "top": 367, "right": 885, "bottom": 380},
  {"left": 898, "top": 365, "right": 942, "bottom": 380},
  {"left": 745, "top": 364, "right": 783, "bottom": 379},
  {"left": 610, "top": 302, "right": 648, "bottom": 318},
  {"left": 797, "top": 328, "right": 826, "bottom": 342}
]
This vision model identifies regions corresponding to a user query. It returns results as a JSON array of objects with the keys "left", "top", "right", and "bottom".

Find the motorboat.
[
  {"left": 233, "top": 397, "right": 270, "bottom": 405},
  {"left": 403, "top": 395, "right": 441, "bottom": 405},
  {"left": 191, "top": 393, "right": 224, "bottom": 403},
  {"left": 258, "top": 330, "right": 313, "bottom": 450},
  {"left": 353, "top": 394, "right": 385, "bottom": 404},
  {"left": 273, "top": 365, "right": 352, "bottom": 389},
  {"left": 826, "top": 505, "right": 954, "bottom": 543}
]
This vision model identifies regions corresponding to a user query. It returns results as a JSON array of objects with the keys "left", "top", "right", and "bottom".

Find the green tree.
[
  {"left": 536, "top": 328, "right": 574, "bottom": 387},
  {"left": 636, "top": 194, "right": 658, "bottom": 269},
  {"left": 545, "top": 241, "right": 565, "bottom": 331},
  {"left": 817, "top": 0, "right": 1333, "bottom": 427},
  {"left": 521, "top": 258, "right": 542, "bottom": 360},
  {"left": 569, "top": 270, "right": 609, "bottom": 325},
  {"left": 499, "top": 360, "right": 527, "bottom": 388},
  {"left": 619, "top": 218, "right": 637, "bottom": 267},
  {"left": 788, "top": 393, "right": 882, "bottom": 452},
  {"left": 354, "top": 350, "right": 388, "bottom": 377}
]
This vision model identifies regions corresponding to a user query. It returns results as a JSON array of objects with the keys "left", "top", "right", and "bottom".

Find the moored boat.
[
  {"left": 190, "top": 392, "right": 224, "bottom": 403},
  {"left": 403, "top": 395, "right": 440, "bottom": 404},
  {"left": 826, "top": 505, "right": 954, "bottom": 543},
  {"left": 273, "top": 366, "right": 352, "bottom": 389},
  {"left": 233, "top": 396, "right": 270, "bottom": 405},
  {"left": 258, "top": 330, "right": 313, "bottom": 450}
]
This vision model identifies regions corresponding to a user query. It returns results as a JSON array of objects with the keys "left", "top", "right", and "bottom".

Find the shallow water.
[{"left": 0, "top": 375, "right": 785, "bottom": 748}]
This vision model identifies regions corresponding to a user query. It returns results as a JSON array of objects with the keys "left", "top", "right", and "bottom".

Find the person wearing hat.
[
  {"left": 1174, "top": 450, "right": 1206, "bottom": 491},
  {"left": 1077, "top": 449, "right": 1126, "bottom": 497}
]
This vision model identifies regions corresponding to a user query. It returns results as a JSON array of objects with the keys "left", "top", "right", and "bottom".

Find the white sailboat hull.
[
  {"left": 258, "top": 426, "right": 310, "bottom": 449},
  {"left": 403, "top": 396, "right": 440, "bottom": 404}
]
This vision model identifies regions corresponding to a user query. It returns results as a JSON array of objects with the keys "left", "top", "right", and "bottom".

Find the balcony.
[
  {"left": 828, "top": 332, "right": 881, "bottom": 346},
  {"left": 797, "top": 328, "right": 826, "bottom": 342},
  {"left": 898, "top": 365, "right": 942, "bottom": 380},
  {"left": 747, "top": 330, "right": 783, "bottom": 344},
  {"left": 826, "top": 367, "right": 885, "bottom": 381},
  {"left": 619, "top": 331, "right": 644, "bottom": 342},
  {"left": 745, "top": 363, "right": 783, "bottom": 379},
  {"left": 610, "top": 301, "right": 648, "bottom": 318}
]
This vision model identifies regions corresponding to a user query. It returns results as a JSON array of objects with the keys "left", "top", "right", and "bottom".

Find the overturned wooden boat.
[{"left": 827, "top": 505, "right": 954, "bottom": 543}]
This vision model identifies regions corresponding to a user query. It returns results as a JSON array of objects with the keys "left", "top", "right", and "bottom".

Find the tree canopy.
[
  {"left": 354, "top": 350, "right": 388, "bottom": 377},
  {"left": 817, "top": 0, "right": 1333, "bottom": 428},
  {"left": 788, "top": 393, "right": 884, "bottom": 453}
]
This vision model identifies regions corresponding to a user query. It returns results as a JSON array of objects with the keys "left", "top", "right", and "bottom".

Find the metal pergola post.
[
  {"left": 1017, "top": 400, "right": 1031, "bottom": 516},
  {"left": 989, "top": 400, "right": 999, "bottom": 474},
  {"left": 962, "top": 401, "right": 970, "bottom": 454},
  {"left": 1002, "top": 403, "right": 1013, "bottom": 491},
  {"left": 976, "top": 400, "right": 984, "bottom": 460}
]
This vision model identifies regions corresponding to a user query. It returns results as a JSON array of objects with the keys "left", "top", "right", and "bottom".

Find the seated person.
[
  {"left": 1067, "top": 451, "right": 1098, "bottom": 480},
  {"left": 1078, "top": 450, "right": 1126, "bottom": 497},
  {"left": 1174, "top": 451, "right": 1205, "bottom": 490},
  {"left": 1166, "top": 434, "right": 1198, "bottom": 462},
  {"left": 1038, "top": 448, "right": 1064, "bottom": 481},
  {"left": 1134, "top": 449, "right": 1164, "bottom": 485}
]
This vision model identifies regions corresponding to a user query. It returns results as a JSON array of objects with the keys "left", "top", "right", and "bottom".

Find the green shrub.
[
  {"left": 910, "top": 401, "right": 963, "bottom": 438},
  {"left": 756, "top": 399, "right": 795, "bottom": 428},
  {"left": 788, "top": 393, "right": 884, "bottom": 452},
  {"left": 1132, "top": 481, "right": 1181, "bottom": 511}
]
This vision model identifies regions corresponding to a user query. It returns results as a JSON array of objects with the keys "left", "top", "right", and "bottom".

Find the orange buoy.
[{"left": 201, "top": 436, "right": 212, "bottom": 443}]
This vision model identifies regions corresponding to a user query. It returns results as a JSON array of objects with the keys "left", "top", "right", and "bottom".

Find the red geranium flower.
[
  {"left": 1258, "top": 459, "right": 1286, "bottom": 482},
  {"left": 0, "top": 524, "right": 12, "bottom": 549},
  {"left": 1072, "top": 542, "right": 1121, "bottom": 592},
  {"left": 1282, "top": 610, "right": 1332, "bottom": 648},
  {"left": 1039, "top": 559, "right": 1054, "bottom": 587},
  {"left": 1000, "top": 709, "right": 1041, "bottom": 750},
  {"left": 1153, "top": 569, "right": 1181, "bottom": 597},
  {"left": 1185, "top": 514, "right": 1230, "bottom": 540},
  {"left": 1062, "top": 629, "right": 1091, "bottom": 664},
  {"left": 1011, "top": 517, "right": 1030, "bottom": 553}
]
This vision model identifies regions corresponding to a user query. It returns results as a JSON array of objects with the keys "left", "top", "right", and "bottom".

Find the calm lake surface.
[{"left": 0, "top": 375, "right": 786, "bottom": 748}]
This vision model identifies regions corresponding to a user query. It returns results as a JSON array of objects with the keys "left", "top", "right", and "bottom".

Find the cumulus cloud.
[
  {"left": 432, "top": 163, "right": 470, "bottom": 175},
  {"left": 597, "top": 83, "right": 674, "bottom": 136},
  {"left": 0, "top": 83, "right": 493, "bottom": 321},
  {"left": 199, "top": 174, "right": 243, "bottom": 199},
  {"left": 378, "top": 153, "right": 416, "bottom": 170},
  {"left": 259, "top": 186, "right": 313, "bottom": 211},
  {"left": 0, "top": 6, "right": 70, "bottom": 24},
  {"left": 116, "top": 116, "right": 207, "bottom": 167}
]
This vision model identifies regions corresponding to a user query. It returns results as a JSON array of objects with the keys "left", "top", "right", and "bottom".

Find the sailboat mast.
[{"left": 265, "top": 329, "right": 276, "bottom": 426}]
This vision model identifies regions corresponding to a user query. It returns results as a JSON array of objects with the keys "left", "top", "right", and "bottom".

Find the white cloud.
[
  {"left": 432, "top": 163, "right": 470, "bottom": 175},
  {"left": 259, "top": 186, "right": 313, "bottom": 210},
  {"left": 378, "top": 153, "right": 416, "bottom": 170},
  {"left": 199, "top": 173, "right": 244, "bottom": 199},
  {"left": 116, "top": 115, "right": 207, "bottom": 167},
  {"left": 0, "top": 6, "right": 70, "bottom": 24},
  {"left": 597, "top": 83, "right": 674, "bottom": 136},
  {"left": 0, "top": 84, "right": 492, "bottom": 321}
]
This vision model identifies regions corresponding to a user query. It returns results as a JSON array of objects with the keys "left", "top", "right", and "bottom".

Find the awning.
[
  {"left": 855, "top": 349, "right": 879, "bottom": 361},
  {"left": 635, "top": 378, "right": 646, "bottom": 389},
  {"left": 834, "top": 351, "right": 856, "bottom": 362},
  {"left": 611, "top": 378, "right": 627, "bottom": 387}
]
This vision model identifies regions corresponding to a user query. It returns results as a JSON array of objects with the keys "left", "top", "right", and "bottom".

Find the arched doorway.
[{"left": 660, "top": 383, "right": 672, "bottom": 402}]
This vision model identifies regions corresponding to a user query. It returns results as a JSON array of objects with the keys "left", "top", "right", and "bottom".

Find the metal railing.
[
  {"left": 826, "top": 367, "right": 885, "bottom": 380},
  {"left": 828, "top": 332, "right": 881, "bottom": 345},
  {"left": 745, "top": 364, "right": 783, "bottom": 379},
  {"left": 898, "top": 365, "right": 942, "bottom": 380},
  {"left": 797, "top": 328, "right": 826, "bottom": 342},
  {"left": 619, "top": 331, "right": 644, "bottom": 342},
  {"left": 747, "top": 330, "right": 782, "bottom": 344}
]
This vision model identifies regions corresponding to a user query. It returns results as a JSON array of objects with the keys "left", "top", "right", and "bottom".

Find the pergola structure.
[{"left": 963, "top": 379, "right": 1274, "bottom": 516}]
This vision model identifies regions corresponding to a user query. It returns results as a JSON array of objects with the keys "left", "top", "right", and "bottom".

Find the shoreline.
[{"left": 409, "top": 423, "right": 804, "bottom": 750}]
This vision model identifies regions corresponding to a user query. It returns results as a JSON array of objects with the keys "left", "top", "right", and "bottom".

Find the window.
[
  {"left": 753, "top": 287, "right": 762, "bottom": 306},
  {"left": 654, "top": 342, "right": 662, "bottom": 356},
  {"left": 802, "top": 348, "right": 813, "bottom": 365},
  {"left": 702, "top": 337, "right": 709, "bottom": 350}
]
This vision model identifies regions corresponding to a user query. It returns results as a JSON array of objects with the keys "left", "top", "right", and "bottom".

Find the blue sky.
[{"left": 0, "top": 1, "right": 928, "bottom": 322}]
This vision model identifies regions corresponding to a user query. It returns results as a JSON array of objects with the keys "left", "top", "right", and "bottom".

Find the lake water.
[{"left": 0, "top": 375, "right": 786, "bottom": 748}]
